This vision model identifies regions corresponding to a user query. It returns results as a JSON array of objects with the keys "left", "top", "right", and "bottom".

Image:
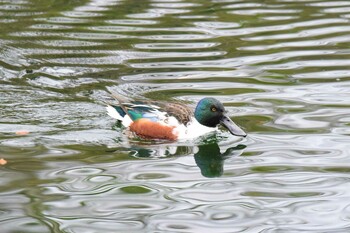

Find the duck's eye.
[{"left": 211, "top": 107, "right": 217, "bottom": 112}]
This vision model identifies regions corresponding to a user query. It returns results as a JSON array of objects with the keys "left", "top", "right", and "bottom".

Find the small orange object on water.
[
  {"left": 15, "top": 130, "right": 29, "bottom": 136},
  {"left": 130, "top": 118, "right": 177, "bottom": 140},
  {"left": 0, "top": 158, "right": 7, "bottom": 165}
]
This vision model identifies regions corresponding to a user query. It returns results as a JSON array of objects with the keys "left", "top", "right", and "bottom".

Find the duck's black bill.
[{"left": 220, "top": 115, "right": 247, "bottom": 137}]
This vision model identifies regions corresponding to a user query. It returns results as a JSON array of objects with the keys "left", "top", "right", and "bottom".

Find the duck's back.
[{"left": 155, "top": 101, "right": 193, "bottom": 125}]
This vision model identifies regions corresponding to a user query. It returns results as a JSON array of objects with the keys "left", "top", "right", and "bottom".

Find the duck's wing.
[
  {"left": 108, "top": 102, "right": 161, "bottom": 121},
  {"left": 106, "top": 94, "right": 161, "bottom": 121},
  {"left": 108, "top": 93, "right": 193, "bottom": 124}
]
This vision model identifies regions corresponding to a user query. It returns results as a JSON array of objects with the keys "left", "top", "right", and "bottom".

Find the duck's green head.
[{"left": 194, "top": 97, "right": 247, "bottom": 137}]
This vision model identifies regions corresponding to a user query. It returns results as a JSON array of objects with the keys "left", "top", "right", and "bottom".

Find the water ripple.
[{"left": 1, "top": 0, "right": 350, "bottom": 232}]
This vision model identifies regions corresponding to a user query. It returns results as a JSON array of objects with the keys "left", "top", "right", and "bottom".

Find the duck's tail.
[
  {"left": 106, "top": 105, "right": 124, "bottom": 121},
  {"left": 106, "top": 93, "right": 134, "bottom": 127}
]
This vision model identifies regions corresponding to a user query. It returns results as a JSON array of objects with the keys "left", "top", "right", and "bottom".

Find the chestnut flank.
[{"left": 130, "top": 119, "right": 177, "bottom": 140}]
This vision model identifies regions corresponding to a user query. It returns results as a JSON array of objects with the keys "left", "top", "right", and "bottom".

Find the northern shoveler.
[{"left": 106, "top": 94, "right": 247, "bottom": 141}]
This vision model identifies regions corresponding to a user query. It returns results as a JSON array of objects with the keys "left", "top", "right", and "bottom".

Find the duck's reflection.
[
  {"left": 194, "top": 143, "right": 246, "bottom": 178},
  {"left": 126, "top": 140, "right": 247, "bottom": 178}
]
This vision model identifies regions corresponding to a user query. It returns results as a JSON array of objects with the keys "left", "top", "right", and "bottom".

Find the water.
[{"left": 1, "top": 0, "right": 350, "bottom": 232}]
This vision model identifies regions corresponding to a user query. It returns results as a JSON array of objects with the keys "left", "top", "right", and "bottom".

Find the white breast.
[{"left": 170, "top": 117, "right": 217, "bottom": 140}]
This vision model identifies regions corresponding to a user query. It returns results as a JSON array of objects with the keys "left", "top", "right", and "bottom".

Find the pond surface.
[{"left": 1, "top": 0, "right": 350, "bottom": 232}]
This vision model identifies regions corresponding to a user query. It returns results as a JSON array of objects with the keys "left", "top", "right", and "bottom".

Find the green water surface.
[{"left": 1, "top": 0, "right": 350, "bottom": 232}]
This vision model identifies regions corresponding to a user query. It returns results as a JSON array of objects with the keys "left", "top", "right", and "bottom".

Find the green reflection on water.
[{"left": 120, "top": 186, "right": 152, "bottom": 194}]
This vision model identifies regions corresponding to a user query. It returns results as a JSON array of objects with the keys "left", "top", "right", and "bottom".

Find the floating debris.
[
  {"left": 0, "top": 158, "right": 7, "bottom": 165},
  {"left": 15, "top": 131, "right": 30, "bottom": 136}
]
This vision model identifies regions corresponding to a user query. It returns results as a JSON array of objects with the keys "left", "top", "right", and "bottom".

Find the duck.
[{"left": 106, "top": 94, "right": 247, "bottom": 141}]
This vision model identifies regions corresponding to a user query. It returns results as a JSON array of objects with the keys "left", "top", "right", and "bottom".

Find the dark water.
[{"left": 1, "top": 0, "right": 350, "bottom": 232}]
